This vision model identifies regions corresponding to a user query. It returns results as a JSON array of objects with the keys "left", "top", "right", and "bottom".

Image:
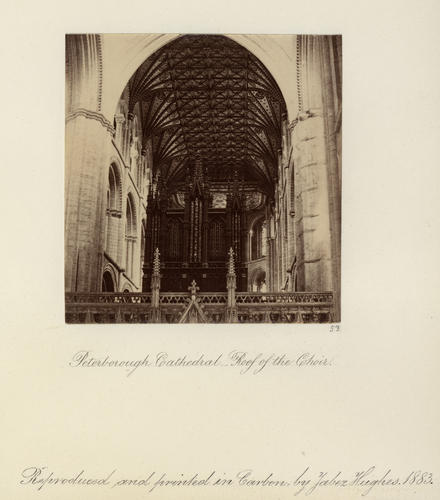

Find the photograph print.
[{"left": 65, "top": 34, "right": 341, "bottom": 324}]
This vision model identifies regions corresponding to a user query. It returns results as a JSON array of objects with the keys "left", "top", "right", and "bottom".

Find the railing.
[
  {"left": 66, "top": 292, "right": 152, "bottom": 304},
  {"left": 158, "top": 293, "right": 227, "bottom": 304},
  {"left": 65, "top": 292, "right": 153, "bottom": 323},
  {"left": 235, "top": 292, "right": 333, "bottom": 304},
  {"left": 65, "top": 291, "right": 333, "bottom": 324},
  {"left": 235, "top": 292, "right": 333, "bottom": 323}
]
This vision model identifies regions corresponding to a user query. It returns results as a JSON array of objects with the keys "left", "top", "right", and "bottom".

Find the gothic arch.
[
  {"left": 247, "top": 210, "right": 265, "bottom": 230},
  {"left": 124, "top": 192, "right": 138, "bottom": 279},
  {"left": 107, "top": 160, "right": 122, "bottom": 212},
  {"left": 125, "top": 191, "right": 138, "bottom": 235},
  {"left": 105, "top": 161, "right": 123, "bottom": 259},
  {"left": 250, "top": 216, "right": 267, "bottom": 261},
  {"left": 100, "top": 34, "right": 298, "bottom": 123},
  {"left": 101, "top": 264, "right": 117, "bottom": 292}
]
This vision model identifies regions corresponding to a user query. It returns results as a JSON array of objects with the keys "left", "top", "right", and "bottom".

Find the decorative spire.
[
  {"left": 226, "top": 247, "right": 238, "bottom": 323},
  {"left": 153, "top": 248, "right": 160, "bottom": 274},
  {"left": 227, "top": 247, "right": 235, "bottom": 276}
]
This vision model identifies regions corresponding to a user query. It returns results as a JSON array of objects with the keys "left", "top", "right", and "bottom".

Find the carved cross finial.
[
  {"left": 153, "top": 248, "right": 161, "bottom": 274},
  {"left": 188, "top": 280, "right": 199, "bottom": 296},
  {"left": 228, "top": 247, "right": 236, "bottom": 275}
]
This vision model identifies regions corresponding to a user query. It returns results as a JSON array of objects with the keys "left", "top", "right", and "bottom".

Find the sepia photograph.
[
  {"left": 65, "top": 34, "right": 342, "bottom": 323},
  {"left": 3, "top": 1, "right": 440, "bottom": 498}
]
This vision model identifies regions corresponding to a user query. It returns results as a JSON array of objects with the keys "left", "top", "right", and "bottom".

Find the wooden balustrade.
[{"left": 65, "top": 291, "right": 333, "bottom": 323}]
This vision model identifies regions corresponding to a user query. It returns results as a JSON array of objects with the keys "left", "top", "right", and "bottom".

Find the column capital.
[{"left": 115, "top": 113, "right": 125, "bottom": 124}]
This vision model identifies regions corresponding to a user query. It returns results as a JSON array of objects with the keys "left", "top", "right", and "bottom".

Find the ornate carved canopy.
[{"left": 126, "top": 35, "right": 287, "bottom": 195}]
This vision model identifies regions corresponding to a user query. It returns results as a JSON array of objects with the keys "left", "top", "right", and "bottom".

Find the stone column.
[
  {"left": 267, "top": 210, "right": 276, "bottom": 292},
  {"left": 291, "top": 113, "right": 332, "bottom": 292},
  {"left": 65, "top": 34, "right": 114, "bottom": 293},
  {"left": 319, "top": 36, "right": 342, "bottom": 321},
  {"left": 291, "top": 35, "right": 340, "bottom": 299},
  {"left": 65, "top": 114, "right": 114, "bottom": 292},
  {"left": 142, "top": 193, "right": 153, "bottom": 292}
]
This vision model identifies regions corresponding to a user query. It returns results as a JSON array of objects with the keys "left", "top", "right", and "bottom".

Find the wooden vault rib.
[{"left": 126, "top": 35, "right": 287, "bottom": 190}]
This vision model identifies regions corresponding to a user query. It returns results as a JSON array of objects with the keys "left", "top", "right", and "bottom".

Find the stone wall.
[{"left": 65, "top": 36, "right": 150, "bottom": 292}]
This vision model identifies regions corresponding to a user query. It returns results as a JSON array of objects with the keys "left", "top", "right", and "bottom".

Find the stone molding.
[
  {"left": 104, "top": 252, "right": 125, "bottom": 273},
  {"left": 66, "top": 108, "right": 115, "bottom": 135},
  {"left": 96, "top": 34, "right": 103, "bottom": 111},
  {"left": 107, "top": 208, "right": 122, "bottom": 218},
  {"left": 296, "top": 35, "right": 303, "bottom": 113},
  {"left": 102, "top": 261, "right": 118, "bottom": 286},
  {"left": 288, "top": 109, "right": 323, "bottom": 131},
  {"left": 121, "top": 273, "right": 139, "bottom": 291}
]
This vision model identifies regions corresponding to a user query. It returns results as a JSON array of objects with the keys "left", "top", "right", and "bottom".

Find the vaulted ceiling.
[{"left": 127, "top": 35, "right": 287, "bottom": 195}]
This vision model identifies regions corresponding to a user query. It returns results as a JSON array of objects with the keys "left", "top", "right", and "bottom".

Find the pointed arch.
[{"left": 124, "top": 192, "right": 138, "bottom": 278}]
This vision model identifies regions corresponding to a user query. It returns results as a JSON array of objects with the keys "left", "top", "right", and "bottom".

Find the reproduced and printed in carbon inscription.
[{"left": 20, "top": 466, "right": 434, "bottom": 496}]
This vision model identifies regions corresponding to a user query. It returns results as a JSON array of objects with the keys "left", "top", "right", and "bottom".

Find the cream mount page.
[{"left": 1, "top": 0, "right": 440, "bottom": 499}]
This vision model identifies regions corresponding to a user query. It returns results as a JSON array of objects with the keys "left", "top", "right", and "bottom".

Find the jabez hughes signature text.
[{"left": 20, "top": 466, "right": 433, "bottom": 496}]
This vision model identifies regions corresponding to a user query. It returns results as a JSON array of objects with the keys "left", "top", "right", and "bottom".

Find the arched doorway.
[{"left": 102, "top": 271, "right": 115, "bottom": 292}]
